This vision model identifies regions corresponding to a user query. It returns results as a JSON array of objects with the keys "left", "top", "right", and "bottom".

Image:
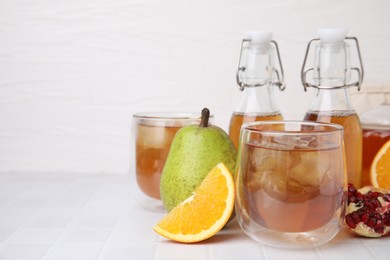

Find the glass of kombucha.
[
  {"left": 235, "top": 121, "right": 346, "bottom": 248},
  {"left": 132, "top": 113, "right": 202, "bottom": 200}
]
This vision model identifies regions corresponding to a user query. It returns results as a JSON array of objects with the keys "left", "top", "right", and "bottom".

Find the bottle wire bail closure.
[
  {"left": 236, "top": 39, "right": 286, "bottom": 92},
  {"left": 301, "top": 36, "right": 364, "bottom": 92}
]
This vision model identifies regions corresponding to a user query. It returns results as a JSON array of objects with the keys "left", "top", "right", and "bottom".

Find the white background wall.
[{"left": 1, "top": 0, "right": 390, "bottom": 174}]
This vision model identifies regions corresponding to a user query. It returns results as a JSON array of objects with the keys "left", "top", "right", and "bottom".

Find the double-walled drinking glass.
[
  {"left": 235, "top": 121, "right": 346, "bottom": 248},
  {"left": 132, "top": 112, "right": 203, "bottom": 200}
]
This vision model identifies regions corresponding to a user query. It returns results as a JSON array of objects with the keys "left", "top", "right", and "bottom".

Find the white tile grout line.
[
  {"left": 99, "top": 194, "right": 166, "bottom": 259},
  {"left": 0, "top": 173, "right": 159, "bottom": 259},
  {"left": 25, "top": 175, "right": 104, "bottom": 259},
  {"left": 361, "top": 239, "right": 384, "bottom": 260},
  {"left": 0, "top": 174, "right": 65, "bottom": 257},
  {"left": 39, "top": 175, "right": 112, "bottom": 260},
  {"left": 152, "top": 237, "right": 165, "bottom": 260},
  {"left": 95, "top": 186, "right": 132, "bottom": 260},
  {"left": 208, "top": 243, "right": 213, "bottom": 260}
]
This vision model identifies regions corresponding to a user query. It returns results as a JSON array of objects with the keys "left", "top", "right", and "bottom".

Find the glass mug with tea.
[
  {"left": 235, "top": 121, "right": 346, "bottom": 248},
  {"left": 132, "top": 112, "right": 204, "bottom": 200}
]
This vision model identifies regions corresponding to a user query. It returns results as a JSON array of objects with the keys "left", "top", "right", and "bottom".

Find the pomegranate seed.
[
  {"left": 375, "top": 227, "right": 385, "bottom": 234},
  {"left": 364, "top": 201, "right": 372, "bottom": 210},
  {"left": 360, "top": 213, "right": 369, "bottom": 224},
  {"left": 367, "top": 217, "right": 377, "bottom": 228},
  {"left": 349, "top": 195, "right": 356, "bottom": 203},
  {"left": 346, "top": 214, "right": 356, "bottom": 228},
  {"left": 374, "top": 219, "right": 384, "bottom": 229},
  {"left": 370, "top": 192, "right": 380, "bottom": 199},
  {"left": 374, "top": 213, "right": 382, "bottom": 220},
  {"left": 356, "top": 193, "right": 363, "bottom": 201},
  {"left": 372, "top": 199, "right": 381, "bottom": 209},
  {"left": 352, "top": 212, "right": 360, "bottom": 223}
]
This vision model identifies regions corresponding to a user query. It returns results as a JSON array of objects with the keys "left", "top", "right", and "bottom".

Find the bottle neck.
[
  {"left": 234, "top": 85, "right": 280, "bottom": 114},
  {"left": 237, "top": 42, "right": 276, "bottom": 88},
  {"left": 313, "top": 42, "right": 351, "bottom": 88},
  {"left": 308, "top": 40, "right": 356, "bottom": 113},
  {"left": 308, "top": 88, "right": 356, "bottom": 113}
]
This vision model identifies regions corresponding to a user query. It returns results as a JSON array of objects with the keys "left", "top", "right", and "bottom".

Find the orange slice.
[
  {"left": 370, "top": 140, "right": 390, "bottom": 189},
  {"left": 153, "top": 162, "right": 235, "bottom": 243}
]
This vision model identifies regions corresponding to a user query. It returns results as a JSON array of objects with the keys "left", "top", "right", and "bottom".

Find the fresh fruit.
[
  {"left": 160, "top": 108, "right": 237, "bottom": 211},
  {"left": 154, "top": 162, "right": 235, "bottom": 243},
  {"left": 370, "top": 140, "right": 390, "bottom": 189},
  {"left": 345, "top": 183, "right": 390, "bottom": 237}
]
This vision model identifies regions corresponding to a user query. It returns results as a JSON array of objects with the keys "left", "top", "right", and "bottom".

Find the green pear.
[{"left": 160, "top": 108, "right": 237, "bottom": 212}]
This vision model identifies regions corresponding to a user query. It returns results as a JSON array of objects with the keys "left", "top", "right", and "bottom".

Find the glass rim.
[
  {"left": 133, "top": 112, "right": 209, "bottom": 120},
  {"left": 242, "top": 120, "right": 344, "bottom": 134}
]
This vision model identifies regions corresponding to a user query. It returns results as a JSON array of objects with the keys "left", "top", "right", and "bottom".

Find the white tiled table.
[{"left": 0, "top": 172, "right": 389, "bottom": 260}]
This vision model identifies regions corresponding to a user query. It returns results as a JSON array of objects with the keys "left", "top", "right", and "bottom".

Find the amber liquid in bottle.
[
  {"left": 304, "top": 111, "right": 362, "bottom": 188},
  {"left": 230, "top": 31, "right": 285, "bottom": 150},
  {"left": 229, "top": 112, "right": 283, "bottom": 149}
]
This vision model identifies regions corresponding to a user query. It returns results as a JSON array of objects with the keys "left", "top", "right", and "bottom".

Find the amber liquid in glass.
[
  {"left": 304, "top": 111, "right": 362, "bottom": 188},
  {"left": 241, "top": 142, "right": 344, "bottom": 232},
  {"left": 229, "top": 112, "right": 283, "bottom": 149},
  {"left": 135, "top": 124, "right": 182, "bottom": 199},
  {"left": 362, "top": 127, "right": 390, "bottom": 186}
]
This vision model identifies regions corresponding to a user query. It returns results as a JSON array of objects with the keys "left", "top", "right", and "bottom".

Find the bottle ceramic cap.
[
  {"left": 318, "top": 28, "right": 347, "bottom": 43},
  {"left": 245, "top": 30, "right": 272, "bottom": 45}
]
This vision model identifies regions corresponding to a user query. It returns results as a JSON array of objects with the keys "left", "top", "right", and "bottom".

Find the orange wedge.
[
  {"left": 153, "top": 162, "right": 235, "bottom": 243},
  {"left": 370, "top": 140, "right": 390, "bottom": 189}
]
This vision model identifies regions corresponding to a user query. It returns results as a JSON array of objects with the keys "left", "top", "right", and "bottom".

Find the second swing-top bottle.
[{"left": 301, "top": 28, "right": 364, "bottom": 188}]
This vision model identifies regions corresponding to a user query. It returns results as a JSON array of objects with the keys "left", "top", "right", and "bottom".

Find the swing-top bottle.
[
  {"left": 229, "top": 30, "right": 286, "bottom": 149},
  {"left": 301, "top": 28, "right": 364, "bottom": 188}
]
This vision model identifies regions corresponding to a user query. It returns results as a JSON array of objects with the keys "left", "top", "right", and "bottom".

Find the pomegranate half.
[{"left": 345, "top": 183, "right": 390, "bottom": 237}]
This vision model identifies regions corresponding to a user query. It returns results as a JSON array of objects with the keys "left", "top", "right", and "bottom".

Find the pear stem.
[{"left": 199, "top": 108, "right": 210, "bottom": 127}]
